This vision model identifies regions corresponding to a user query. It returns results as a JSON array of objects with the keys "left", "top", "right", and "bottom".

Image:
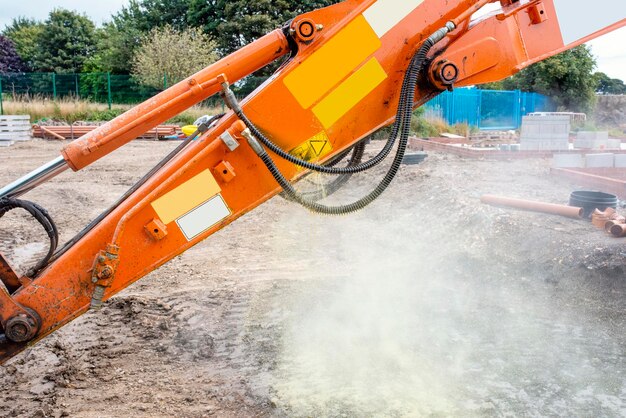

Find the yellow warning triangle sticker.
[
  {"left": 309, "top": 140, "right": 328, "bottom": 157},
  {"left": 289, "top": 131, "right": 333, "bottom": 171}
]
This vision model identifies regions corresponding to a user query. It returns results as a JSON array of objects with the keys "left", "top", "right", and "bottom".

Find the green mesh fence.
[{"left": 0, "top": 72, "right": 225, "bottom": 114}]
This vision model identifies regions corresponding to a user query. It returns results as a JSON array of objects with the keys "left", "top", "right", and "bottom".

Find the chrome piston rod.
[{"left": 0, "top": 156, "right": 69, "bottom": 199}]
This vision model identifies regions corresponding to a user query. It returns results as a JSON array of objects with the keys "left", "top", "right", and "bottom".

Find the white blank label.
[{"left": 176, "top": 195, "right": 231, "bottom": 241}]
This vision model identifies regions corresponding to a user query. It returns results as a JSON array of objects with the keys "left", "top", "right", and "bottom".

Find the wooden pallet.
[{"left": 32, "top": 124, "right": 179, "bottom": 140}]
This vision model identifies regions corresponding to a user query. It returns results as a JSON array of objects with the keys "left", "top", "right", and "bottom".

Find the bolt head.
[
  {"left": 5, "top": 314, "right": 38, "bottom": 343},
  {"left": 100, "top": 266, "right": 113, "bottom": 279},
  {"left": 439, "top": 63, "right": 459, "bottom": 83}
]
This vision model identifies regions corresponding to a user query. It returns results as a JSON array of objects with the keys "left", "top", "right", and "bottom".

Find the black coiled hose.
[
  {"left": 287, "top": 140, "right": 367, "bottom": 202},
  {"left": 247, "top": 24, "right": 454, "bottom": 215},
  {"left": 0, "top": 198, "right": 59, "bottom": 275},
  {"left": 233, "top": 72, "right": 410, "bottom": 175}
]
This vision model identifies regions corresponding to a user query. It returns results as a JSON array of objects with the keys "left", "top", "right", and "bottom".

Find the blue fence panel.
[
  {"left": 423, "top": 88, "right": 553, "bottom": 130},
  {"left": 422, "top": 92, "right": 446, "bottom": 120},
  {"left": 450, "top": 89, "right": 480, "bottom": 126},
  {"left": 479, "top": 89, "right": 519, "bottom": 130}
]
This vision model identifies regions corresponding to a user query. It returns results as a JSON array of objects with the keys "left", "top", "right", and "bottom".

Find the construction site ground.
[{"left": 0, "top": 139, "right": 625, "bottom": 417}]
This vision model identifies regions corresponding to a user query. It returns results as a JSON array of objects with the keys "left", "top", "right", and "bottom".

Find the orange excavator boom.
[{"left": 0, "top": 0, "right": 624, "bottom": 364}]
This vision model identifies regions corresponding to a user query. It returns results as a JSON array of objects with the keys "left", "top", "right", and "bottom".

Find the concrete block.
[
  {"left": 585, "top": 153, "right": 615, "bottom": 168},
  {"left": 553, "top": 154, "right": 584, "bottom": 168},
  {"left": 575, "top": 131, "right": 610, "bottom": 150},
  {"left": 520, "top": 115, "right": 570, "bottom": 151},
  {"left": 577, "top": 131, "right": 609, "bottom": 140},
  {"left": 614, "top": 154, "right": 626, "bottom": 168}
]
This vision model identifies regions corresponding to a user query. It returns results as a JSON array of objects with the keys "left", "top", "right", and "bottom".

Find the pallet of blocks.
[{"left": 0, "top": 115, "right": 31, "bottom": 147}]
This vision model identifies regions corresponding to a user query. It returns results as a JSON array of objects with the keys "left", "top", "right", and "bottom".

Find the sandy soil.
[{"left": 0, "top": 139, "right": 625, "bottom": 417}]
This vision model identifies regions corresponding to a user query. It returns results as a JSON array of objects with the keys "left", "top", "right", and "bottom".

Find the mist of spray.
[{"left": 266, "top": 178, "right": 626, "bottom": 416}]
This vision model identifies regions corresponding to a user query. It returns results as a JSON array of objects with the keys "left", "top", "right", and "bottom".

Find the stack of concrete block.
[
  {"left": 574, "top": 131, "right": 609, "bottom": 149},
  {"left": 520, "top": 115, "right": 570, "bottom": 151},
  {"left": 0, "top": 115, "right": 31, "bottom": 147},
  {"left": 585, "top": 153, "right": 615, "bottom": 168}
]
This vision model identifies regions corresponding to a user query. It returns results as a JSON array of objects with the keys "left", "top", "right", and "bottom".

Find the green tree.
[
  {"left": 593, "top": 72, "right": 626, "bottom": 95},
  {"left": 0, "top": 36, "right": 27, "bottom": 73},
  {"left": 88, "top": 0, "right": 192, "bottom": 74},
  {"left": 131, "top": 25, "right": 218, "bottom": 89},
  {"left": 187, "top": 0, "right": 339, "bottom": 93},
  {"left": 33, "top": 9, "right": 97, "bottom": 73},
  {"left": 482, "top": 45, "right": 597, "bottom": 113},
  {"left": 2, "top": 18, "right": 44, "bottom": 71},
  {"left": 116, "top": 0, "right": 191, "bottom": 32},
  {"left": 188, "top": 0, "right": 339, "bottom": 54},
  {"left": 93, "top": 0, "right": 339, "bottom": 78},
  {"left": 86, "top": 22, "right": 142, "bottom": 74}
]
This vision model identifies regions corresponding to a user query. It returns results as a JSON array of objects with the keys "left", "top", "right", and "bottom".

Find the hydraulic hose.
[
  {"left": 235, "top": 93, "right": 402, "bottom": 175},
  {"left": 0, "top": 197, "right": 59, "bottom": 275},
  {"left": 226, "top": 52, "right": 415, "bottom": 175},
  {"left": 245, "top": 23, "right": 455, "bottom": 214},
  {"left": 287, "top": 140, "right": 367, "bottom": 202}
]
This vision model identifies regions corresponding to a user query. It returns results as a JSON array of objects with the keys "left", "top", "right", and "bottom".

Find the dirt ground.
[{"left": 0, "top": 139, "right": 625, "bottom": 417}]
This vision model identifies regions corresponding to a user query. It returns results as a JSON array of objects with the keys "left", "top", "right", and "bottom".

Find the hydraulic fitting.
[
  {"left": 90, "top": 244, "right": 120, "bottom": 310},
  {"left": 241, "top": 129, "right": 266, "bottom": 156},
  {"left": 219, "top": 76, "right": 241, "bottom": 113}
]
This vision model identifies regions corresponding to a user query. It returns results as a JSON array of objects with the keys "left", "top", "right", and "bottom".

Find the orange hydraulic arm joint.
[{"left": 427, "top": 0, "right": 626, "bottom": 90}]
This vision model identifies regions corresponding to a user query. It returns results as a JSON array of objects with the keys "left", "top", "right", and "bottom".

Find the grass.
[
  {"left": 411, "top": 107, "right": 475, "bottom": 138},
  {"left": 411, "top": 116, "right": 474, "bottom": 138},
  {"left": 1, "top": 98, "right": 225, "bottom": 125}
]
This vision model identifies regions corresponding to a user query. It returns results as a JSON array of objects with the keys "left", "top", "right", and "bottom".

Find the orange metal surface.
[
  {"left": 1, "top": 0, "right": 625, "bottom": 363},
  {"left": 433, "top": 1, "right": 625, "bottom": 87},
  {"left": 0, "top": 253, "right": 20, "bottom": 293}
]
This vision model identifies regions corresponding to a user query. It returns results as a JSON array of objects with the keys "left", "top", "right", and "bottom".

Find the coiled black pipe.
[
  {"left": 247, "top": 23, "right": 454, "bottom": 214},
  {"left": 288, "top": 140, "right": 367, "bottom": 202},
  {"left": 0, "top": 198, "right": 59, "bottom": 275}
]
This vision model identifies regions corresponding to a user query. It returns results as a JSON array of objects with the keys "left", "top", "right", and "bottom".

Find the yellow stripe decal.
[
  {"left": 312, "top": 58, "right": 387, "bottom": 129},
  {"left": 151, "top": 170, "right": 221, "bottom": 224},
  {"left": 284, "top": 15, "right": 381, "bottom": 109}
]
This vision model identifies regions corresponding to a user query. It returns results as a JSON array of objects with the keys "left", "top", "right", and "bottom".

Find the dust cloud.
[{"left": 267, "top": 179, "right": 626, "bottom": 416}]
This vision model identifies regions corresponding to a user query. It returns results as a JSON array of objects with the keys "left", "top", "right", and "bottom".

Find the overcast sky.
[{"left": 0, "top": 0, "right": 624, "bottom": 81}]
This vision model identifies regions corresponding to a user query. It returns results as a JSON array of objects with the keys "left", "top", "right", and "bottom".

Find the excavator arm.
[{"left": 0, "top": 0, "right": 624, "bottom": 363}]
